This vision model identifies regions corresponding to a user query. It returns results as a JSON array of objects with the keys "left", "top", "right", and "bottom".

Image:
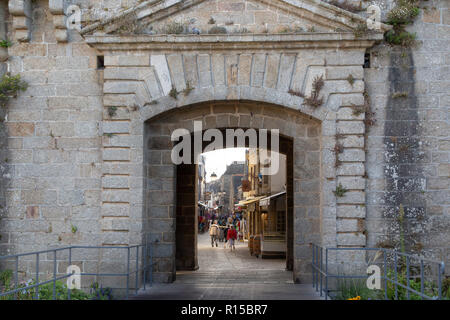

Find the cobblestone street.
[{"left": 132, "top": 233, "right": 322, "bottom": 300}]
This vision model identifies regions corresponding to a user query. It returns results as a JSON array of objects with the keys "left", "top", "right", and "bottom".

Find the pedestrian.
[
  {"left": 218, "top": 225, "right": 224, "bottom": 242},
  {"left": 223, "top": 220, "right": 230, "bottom": 248},
  {"left": 227, "top": 225, "right": 237, "bottom": 252},
  {"left": 209, "top": 220, "right": 219, "bottom": 247}
]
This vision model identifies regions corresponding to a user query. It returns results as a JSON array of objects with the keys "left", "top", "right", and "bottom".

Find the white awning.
[
  {"left": 238, "top": 196, "right": 266, "bottom": 205},
  {"left": 259, "top": 191, "right": 286, "bottom": 206}
]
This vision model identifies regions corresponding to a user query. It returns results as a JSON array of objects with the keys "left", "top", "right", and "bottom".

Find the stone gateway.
[{"left": 0, "top": 0, "right": 448, "bottom": 287}]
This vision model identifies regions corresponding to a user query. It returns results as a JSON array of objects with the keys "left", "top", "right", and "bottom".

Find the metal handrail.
[
  {"left": 311, "top": 244, "right": 446, "bottom": 300},
  {"left": 0, "top": 240, "right": 155, "bottom": 300}
]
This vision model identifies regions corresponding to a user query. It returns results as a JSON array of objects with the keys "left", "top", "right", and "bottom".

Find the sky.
[{"left": 202, "top": 148, "right": 246, "bottom": 182}]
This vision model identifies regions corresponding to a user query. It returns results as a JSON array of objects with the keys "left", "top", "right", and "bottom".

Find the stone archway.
[
  {"left": 174, "top": 130, "right": 295, "bottom": 274},
  {"left": 144, "top": 100, "right": 322, "bottom": 283},
  {"left": 93, "top": 33, "right": 373, "bottom": 285}
]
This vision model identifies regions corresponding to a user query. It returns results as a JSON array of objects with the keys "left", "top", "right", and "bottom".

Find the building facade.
[{"left": 0, "top": 0, "right": 448, "bottom": 283}]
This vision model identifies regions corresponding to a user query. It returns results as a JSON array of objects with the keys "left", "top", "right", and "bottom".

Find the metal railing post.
[
  {"left": 135, "top": 246, "right": 139, "bottom": 295},
  {"left": 319, "top": 247, "right": 323, "bottom": 297},
  {"left": 383, "top": 249, "right": 388, "bottom": 300},
  {"left": 406, "top": 255, "right": 410, "bottom": 300},
  {"left": 315, "top": 245, "right": 318, "bottom": 291},
  {"left": 35, "top": 253, "right": 39, "bottom": 300},
  {"left": 143, "top": 244, "right": 147, "bottom": 290},
  {"left": 438, "top": 262, "right": 443, "bottom": 300},
  {"left": 312, "top": 244, "right": 315, "bottom": 289},
  {"left": 126, "top": 247, "right": 130, "bottom": 299},
  {"left": 150, "top": 242, "right": 153, "bottom": 287},
  {"left": 68, "top": 247, "right": 72, "bottom": 300},
  {"left": 325, "top": 248, "right": 328, "bottom": 301},
  {"left": 14, "top": 256, "right": 18, "bottom": 300},
  {"left": 420, "top": 259, "right": 424, "bottom": 300},
  {"left": 394, "top": 252, "right": 398, "bottom": 300},
  {"left": 53, "top": 250, "right": 57, "bottom": 300}
]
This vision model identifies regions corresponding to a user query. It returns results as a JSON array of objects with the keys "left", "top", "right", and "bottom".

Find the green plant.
[
  {"left": 108, "top": 106, "right": 118, "bottom": 117},
  {"left": 208, "top": 26, "right": 227, "bottom": 34},
  {"left": 384, "top": 0, "right": 420, "bottom": 47},
  {"left": 333, "top": 143, "right": 344, "bottom": 168},
  {"left": 334, "top": 279, "right": 383, "bottom": 300},
  {"left": 163, "top": 21, "right": 185, "bottom": 34},
  {"left": 333, "top": 183, "right": 348, "bottom": 197},
  {"left": 0, "top": 74, "right": 28, "bottom": 107},
  {"left": 289, "top": 75, "right": 324, "bottom": 108},
  {"left": 183, "top": 81, "right": 194, "bottom": 96},
  {"left": 37, "top": 280, "right": 91, "bottom": 300},
  {"left": 90, "top": 282, "right": 113, "bottom": 300},
  {"left": 385, "top": 268, "right": 438, "bottom": 300},
  {"left": 385, "top": 29, "right": 416, "bottom": 47},
  {"left": 392, "top": 91, "right": 408, "bottom": 98},
  {"left": 169, "top": 86, "right": 178, "bottom": 99},
  {"left": 71, "top": 225, "right": 78, "bottom": 233},
  {"left": 208, "top": 17, "right": 216, "bottom": 24},
  {"left": 363, "top": 90, "right": 376, "bottom": 127},
  {"left": 351, "top": 104, "right": 366, "bottom": 116},
  {"left": 0, "top": 277, "right": 34, "bottom": 300},
  {"left": 346, "top": 74, "right": 355, "bottom": 86},
  {"left": 0, "top": 39, "right": 12, "bottom": 48},
  {"left": 386, "top": 0, "right": 420, "bottom": 25},
  {"left": 303, "top": 75, "right": 324, "bottom": 108},
  {"left": 0, "top": 277, "right": 110, "bottom": 300},
  {"left": 0, "top": 269, "right": 13, "bottom": 286}
]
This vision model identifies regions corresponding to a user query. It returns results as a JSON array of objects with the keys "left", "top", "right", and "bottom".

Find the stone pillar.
[
  {"left": 8, "top": 0, "right": 32, "bottom": 42},
  {"left": 175, "top": 163, "right": 198, "bottom": 271},
  {"left": 284, "top": 139, "right": 294, "bottom": 271},
  {"left": 49, "top": 0, "right": 68, "bottom": 42}
]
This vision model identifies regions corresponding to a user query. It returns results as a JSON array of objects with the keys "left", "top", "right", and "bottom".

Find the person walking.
[
  {"left": 227, "top": 225, "right": 237, "bottom": 252},
  {"left": 218, "top": 221, "right": 225, "bottom": 242},
  {"left": 222, "top": 217, "right": 229, "bottom": 248},
  {"left": 209, "top": 220, "right": 219, "bottom": 247}
]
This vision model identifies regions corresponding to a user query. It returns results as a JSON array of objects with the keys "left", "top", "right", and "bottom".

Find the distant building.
[
  {"left": 205, "top": 161, "right": 244, "bottom": 214},
  {"left": 198, "top": 155, "right": 206, "bottom": 202}
]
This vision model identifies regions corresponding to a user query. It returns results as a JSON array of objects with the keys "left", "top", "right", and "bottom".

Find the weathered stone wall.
[
  {"left": 0, "top": 0, "right": 448, "bottom": 285},
  {"left": 144, "top": 0, "right": 336, "bottom": 34},
  {"left": 0, "top": 0, "right": 105, "bottom": 279},
  {"left": 365, "top": 0, "right": 450, "bottom": 270}
]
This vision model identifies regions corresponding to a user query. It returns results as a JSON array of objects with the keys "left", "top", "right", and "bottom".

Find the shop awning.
[
  {"left": 198, "top": 201, "right": 208, "bottom": 207},
  {"left": 259, "top": 191, "right": 286, "bottom": 206},
  {"left": 238, "top": 196, "right": 266, "bottom": 205}
]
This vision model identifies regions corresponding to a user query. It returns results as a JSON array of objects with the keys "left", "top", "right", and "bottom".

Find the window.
[{"left": 97, "top": 56, "right": 105, "bottom": 70}]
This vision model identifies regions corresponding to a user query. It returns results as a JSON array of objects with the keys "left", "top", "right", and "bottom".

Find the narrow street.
[{"left": 132, "top": 233, "right": 322, "bottom": 300}]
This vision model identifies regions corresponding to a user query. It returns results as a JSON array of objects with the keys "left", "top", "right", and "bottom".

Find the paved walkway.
[{"left": 132, "top": 232, "right": 322, "bottom": 300}]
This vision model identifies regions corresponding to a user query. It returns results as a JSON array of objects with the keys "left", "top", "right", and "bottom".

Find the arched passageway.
[{"left": 144, "top": 100, "right": 322, "bottom": 284}]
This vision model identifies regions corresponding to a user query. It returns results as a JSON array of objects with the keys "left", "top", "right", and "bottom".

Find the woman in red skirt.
[{"left": 227, "top": 225, "right": 237, "bottom": 252}]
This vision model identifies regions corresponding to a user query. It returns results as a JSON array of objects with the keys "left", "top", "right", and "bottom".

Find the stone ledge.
[{"left": 85, "top": 33, "right": 382, "bottom": 52}]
